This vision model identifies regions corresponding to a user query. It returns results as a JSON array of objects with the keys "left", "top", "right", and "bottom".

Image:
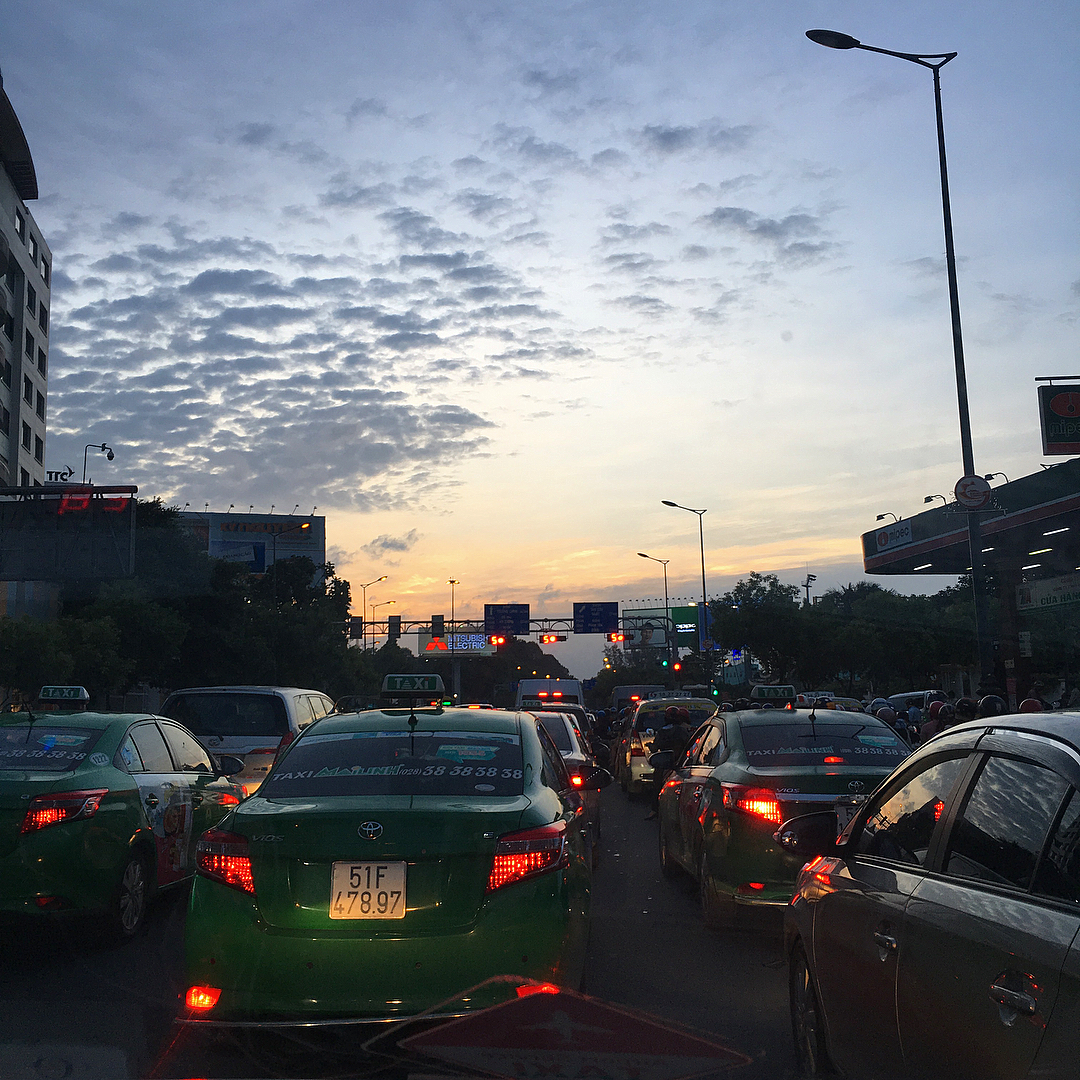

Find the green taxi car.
[
  {"left": 656, "top": 707, "right": 910, "bottom": 925},
  {"left": 0, "top": 710, "right": 244, "bottom": 939},
  {"left": 183, "top": 681, "right": 607, "bottom": 1023}
]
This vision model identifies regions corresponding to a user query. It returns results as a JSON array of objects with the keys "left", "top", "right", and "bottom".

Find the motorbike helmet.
[
  {"left": 1019, "top": 698, "right": 1044, "bottom": 713},
  {"left": 927, "top": 700, "right": 945, "bottom": 721},
  {"left": 875, "top": 707, "right": 898, "bottom": 723},
  {"left": 954, "top": 697, "right": 979, "bottom": 721},
  {"left": 978, "top": 694, "right": 1008, "bottom": 718}
]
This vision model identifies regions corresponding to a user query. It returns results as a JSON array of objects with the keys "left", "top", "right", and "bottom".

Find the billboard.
[
  {"left": 0, "top": 486, "right": 136, "bottom": 581},
  {"left": 1016, "top": 573, "right": 1080, "bottom": 612},
  {"left": 573, "top": 602, "right": 619, "bottom": 634},
  {"left": 180, "top": 512, "right": 325, "bottom": 574},
  {"left": 1038, "top": 383, "right": 1080, "bottom": 455},
  {"left": 416, "top": 632, "right": 496, "bottom": 656}
]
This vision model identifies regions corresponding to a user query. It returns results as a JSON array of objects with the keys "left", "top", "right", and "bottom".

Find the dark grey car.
[{"left": 781, "top": 712, "right": 1080, "bottom": 1079}]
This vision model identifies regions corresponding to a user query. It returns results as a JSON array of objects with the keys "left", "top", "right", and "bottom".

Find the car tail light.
[
  {"left": 21, "top": 790, "right": 108, "bottom": 834},
  {"left": 196, "top": 829, "right": 255, "bottom": 894},
  {"left": 185, "top": 985, "right": 221, "bottom": 1011},
  {"left": 721, "top": 783, "right": 783, "bottom": 827},
  {"left": 487, "top": 822, "right": 567, "bottom": 893},
  {"left": 220, "top": 793, "right": 241, "bottom": 806},
  {"left": 516, "top": 983, "right": 561, "bottom": 998},
  {"left": 569, "top": 773, "right": 584, "bottom": 787},
  {"left": 272, "top": 729, "right": 296, "bottom": 766},
  {"left": 630, "top": 740, "right": 646, "bottom": 757},
  {"left": 823, "top": 756, "right": 844, "bottom": 764}
]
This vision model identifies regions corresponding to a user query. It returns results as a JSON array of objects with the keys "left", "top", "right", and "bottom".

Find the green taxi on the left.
[{"left": 0, "top": 704, "right": 245, "bottom": 940}]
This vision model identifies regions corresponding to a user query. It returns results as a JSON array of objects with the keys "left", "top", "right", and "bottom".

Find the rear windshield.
[
  {"left": 740, "top": 722, "right": 909, "bottom": 768},
  {"left": 0, "top": 726, "right": 105, "bottom": 772},
  {"left": 536, "top": 715, "right": 573, "bottom": 752},
  {"left": 161, "top": 692, "right": 289, "bottom": 738},
  {"left": 260, "top": 729, "right": 525, "bottom": 797},
  {"left": 635, "top": 701, "right": 714, "bottom": 731}
]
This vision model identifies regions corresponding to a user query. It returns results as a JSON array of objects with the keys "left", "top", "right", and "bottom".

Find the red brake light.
[
  {"left": 272, "top": 729, "right": 296, "bottom": 767},
  {"left": 722, "top": 784, "right": 783, "bottom": 827},
  {"left": 185, "top": 985, "right": 221, "bottom": 1011},
  {"left": 933, "top": 799, "right": 944, "bottom": 822},
  {"left": 196, "top": 829, "right": 255, "bottom": 894},
  {"left": 553, "top": 692, "right": 562, "bottom": 697},
  {"left": 630, "top": 744, "right": 646, "bottom": 756},
  {"left": 823, "top": 756, "right": 844, "bottom": 764},
  {"left": 487, "top": 822, "right": 567, "bottom": 892},
  {"left": 570, "top": 774, "right": 584, "bottom": 787},
  {"left": 220, "top": 793, "right": 241, "bottom": 806},
  {"left": 21, "top": 789, "right": 107, "bottom": 834},
  {"left": 516, "top": 983, "right": 561, "bottom": 998}
]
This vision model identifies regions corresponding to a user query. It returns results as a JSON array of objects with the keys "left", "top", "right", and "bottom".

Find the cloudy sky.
[{"left": 8, "top": 1, "right": 1078, "bottom": 675}]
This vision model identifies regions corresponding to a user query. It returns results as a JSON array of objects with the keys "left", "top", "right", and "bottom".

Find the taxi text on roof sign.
[
  {"left": 381, "top": 674, "right": 445, "bottom": 695},
  {"left": 38, "top": 686, "right": 90, "bottom": 701}
]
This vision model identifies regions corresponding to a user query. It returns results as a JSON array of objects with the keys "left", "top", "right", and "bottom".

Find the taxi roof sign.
[
  {"left": 381, "top": 674, "right": 445, "bottom": 696},
  {"left": 38, "top": 686, "right": 90, "bottom": 701}
]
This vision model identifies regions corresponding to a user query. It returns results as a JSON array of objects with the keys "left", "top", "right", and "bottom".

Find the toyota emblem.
[
  {"left": 359, "top": 821, "right": 383, "bottom": 840},
  {"left": 848, "top": 781, "right": 865, "bottom": 793}
]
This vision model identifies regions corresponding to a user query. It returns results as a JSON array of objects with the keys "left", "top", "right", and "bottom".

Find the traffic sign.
[
  {"left": 954, "top": 475, "right": 992, "bottom": 510},
  {"left": 573, "top": 602, "right": 619, "bottom": 635},
  {"left": 485, "top": 603, "right": 530, "bottom": 635},
  {"left": 399, "top": 988, "right": 749, "bottom": 1080}
]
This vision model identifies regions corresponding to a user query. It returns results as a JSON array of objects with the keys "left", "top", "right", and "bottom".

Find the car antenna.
[{"left": 808, "top": 700, "right": 817, "bottom": 738}]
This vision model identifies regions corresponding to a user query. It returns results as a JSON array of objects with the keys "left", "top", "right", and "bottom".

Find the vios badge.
[
  {"left": 848, "top": 781, "right": 865, "bottom": 793},
  {"left": 359, "top": 821, "right": 383, "bottom": 840}
]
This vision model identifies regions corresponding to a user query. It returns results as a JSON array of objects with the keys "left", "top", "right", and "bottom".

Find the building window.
[
  {"left": 36, "top": 347, "right": 45, "bottom": 375},
  {"left": 26, "top": 283, "right": 35, "bottom": 316},
  {"left": 38, "top": 305, "right": 47, "bottom": 334},
  {"left": 0, "top": 357, "right": 10, "bottom": 386},
  {"left": 0, "top": 405, "right": 8, "bottom": 436},
  {"left": 3, "top": 313, "right": 13, "bottom": 341},
  {"left": 40, "top": 259, "right": 48, "bottom": 286},
  {"left": 28, "top": 234, "right": 38, "bottom": 264},
  {"left": 21, "top": 422, "right": 31, "bottom": 450},
  {"left": 4, "top": 256, "right": 14, "bottom": 295},
  {"left": 14, "top": 209, "right": 25, "bottom": 242},
  {"left": 35, "top": 390, "right": 45, "bottom": 420},
  {"left": 33, "top": 435, "right": 43, "bottom": 464},
  {"left": 23, "top": 375, "right": 32, "bottom": 404},
  {"left": 19, "top": 468, "right": 29, "bottom": 486},
  {"left": 24, "top": 329, "right": 33, "bottom": 357}
]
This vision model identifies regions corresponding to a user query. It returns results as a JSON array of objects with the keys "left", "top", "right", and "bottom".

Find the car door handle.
[
  {"left": 873, "top": 931, "right": 898, "bottom": 952},
  {"left": 144, "top": 793, "right": 159, "bottom": 808},
  {"left": 989, "top": 984, "right": 1037, "bottom": 1016}
]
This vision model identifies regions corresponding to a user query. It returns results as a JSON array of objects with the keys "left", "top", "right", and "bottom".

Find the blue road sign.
[
  {"left": 573, "top": 602, "right": 619, "bottom": 635},
  {"left": 484, "top": 603, "right": 530, "bottom": 635}
]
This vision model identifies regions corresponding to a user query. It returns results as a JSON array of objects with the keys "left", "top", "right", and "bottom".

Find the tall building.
[{"left": 0, "top": 72, "right": 49, "bottom": 488}]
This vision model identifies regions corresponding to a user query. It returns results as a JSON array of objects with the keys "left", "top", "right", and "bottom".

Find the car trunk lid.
[{"left": 243, "top": 794, "right": 531, "bottom": 932}]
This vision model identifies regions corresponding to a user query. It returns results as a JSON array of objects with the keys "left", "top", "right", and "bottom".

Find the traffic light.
[
  {"left": 387, "top": 614, "right": 401, "bottom": 643},
  {"left": 489, "top": 634, "right": 507, "bottom": 647},
  {"left": 431, "top": 615, "right": 444, "bottom": 639},
  {"left": 711, "top": 685, "right": 720, "bottom": 697},
  {"left": 661, "top": 658, "right": 669, "bottom": 667},
  {"left": 606, "top": 632, "right": 625, "bottom": 643},
  {"left": 673, "top": 662, "right": 682, "bottom": 672},
  {"left": 348, "top": 616, "right": 364, "bottom": 640},
  {"left": 541, "top": 633, "right": 567, "bottom": 644}
]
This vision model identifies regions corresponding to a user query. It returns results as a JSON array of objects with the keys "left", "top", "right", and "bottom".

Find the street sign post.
[{"left": 573, "top": 602, "right": 619, "bottom": 635}]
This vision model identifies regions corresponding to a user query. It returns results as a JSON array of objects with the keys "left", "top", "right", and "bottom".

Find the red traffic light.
[
  {"left": 540, "top": 633, "right": 567, "bottom": 644},
  {"left": 606, "top": 632, "right": 626, "bottom": 643},
  {"left": 673, "top": 662, "right": 682, "bottom": 672},
  {"left": 489, "top": 635, "right": 507, "bottom": 646}
]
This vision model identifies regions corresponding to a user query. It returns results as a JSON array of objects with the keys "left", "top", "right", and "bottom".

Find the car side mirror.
[
  {"left": 573, "top": 766, "right": 613, "bottom": 792},
  {"left": 649, "top": 749, "right": 675, "bottom": 772},
  {"left": 214, "top": 754, "right": 245, "bottom": 777},
  {"left": 773, "top": 810, "right": 843, "bottom": 859}
]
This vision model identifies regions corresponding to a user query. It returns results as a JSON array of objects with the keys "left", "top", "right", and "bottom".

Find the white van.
[{"left": 515, "top": 678, "right": 585, "bottom": 710}]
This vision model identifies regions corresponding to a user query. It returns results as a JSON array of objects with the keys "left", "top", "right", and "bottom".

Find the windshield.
[
  {"left": 260, "top": 730, "right": 525, "bottom": 797},
  {"left": 634, "top": 701, "right": 714, "bottom": 730},
  {"left": 0, "top": 725, "right": 105, "bottom": 772},
  {"left": 536, "top": 714, "right": 573, "bottom": 752},
  {"left": 161, "top": 692, "right": 289, "bottom": 738},
  {"left": 739, "top": 721, "right": 909, "bottom": 767}
]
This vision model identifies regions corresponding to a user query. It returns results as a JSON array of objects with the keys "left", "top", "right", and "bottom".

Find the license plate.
[
  {"left": 330, "top": 862, "right": 406, "bottom": 920},
  {"left": 834, "top": 797, "right": 865, "bottom": 833}
]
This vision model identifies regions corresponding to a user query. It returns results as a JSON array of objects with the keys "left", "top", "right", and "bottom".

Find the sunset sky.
[{"left": 9, "top": 0, "right": 1078, "bottom": 675}]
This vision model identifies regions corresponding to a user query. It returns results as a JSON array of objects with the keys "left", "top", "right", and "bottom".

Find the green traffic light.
[{"left": 661, "top": 659, "right": 669, "bottom": 667}]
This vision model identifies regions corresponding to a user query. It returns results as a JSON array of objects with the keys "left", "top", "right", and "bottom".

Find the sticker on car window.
[
  {"left": 89, "top": 752, "right": 109, "bottom": 766},
  {"left": 40, "top": 734, "right": 86, "bottom": 747},
  {"left": 855, "top": 734, "right": 899, "bottom": 747},
  {"left": 436, "top": 744, "right": 499, "bottom": 763}
]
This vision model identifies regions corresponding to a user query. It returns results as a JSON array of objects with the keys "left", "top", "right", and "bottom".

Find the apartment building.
[{"left": 0, "top": 73, "right": 49, "bottom": 488}]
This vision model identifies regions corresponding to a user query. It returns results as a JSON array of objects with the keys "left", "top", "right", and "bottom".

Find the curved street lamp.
[
  {"left": 637, "top": 552, "right": 673, "bottom": 666},
  {"left": 371, "top": 599, "right": 396, "bottom": 649},
  {"left": 359, "top": 576, "right": 388, "bottom": 649},
  {"left": 807, "top": 28, "right": 993, "bottom": 682},
  {"left": 661, "top": 501, "right": 709, "bottom": 651}
]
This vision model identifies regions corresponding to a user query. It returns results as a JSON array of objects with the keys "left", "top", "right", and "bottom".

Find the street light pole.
[
  {"left": 270, "top": 521, "right": 311, "bottom": 606},
  {"left": 371, "top": 599, "right": 396, "bottom": 649},
  {"left": 82, "top": 443, "right": 114, "bottom": 484},
  {"left": 661, "top": 502, "right": 710, "bottom": 652},
  {"left": 637, "top": 553, "right": 672, "bottom": 666},
  {"left": 359, "top": 576, "right": 388, "bottom": 651},
  {"left": 448, "top": 578, "right": 460, "bottom": 704},
  {"left": 806, "top": 28, "right": 994, "bottom": 685}
]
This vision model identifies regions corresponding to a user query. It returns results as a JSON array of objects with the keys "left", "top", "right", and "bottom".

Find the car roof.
[
  {"left": 636, "top": 697, "right": 714, "bottom": 708},
  {"left": 309, "top": 706, "right": 527, "bottom": 735},
  {"left": 164, "top": 686, "right": 324, "bottom": 695},
  {"left": 0, "top": 712, "right": 153, "bottom": 730},
  {"left": 940, "top": 711, "right": 1080, "bottom": 752},
  {"left": 730, "top": 708, "right": 884, "bottom": 727}
]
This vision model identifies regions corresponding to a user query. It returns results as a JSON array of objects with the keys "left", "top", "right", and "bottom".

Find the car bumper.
[
  {"left": 704, "top": 814, "right": 808, "bottom": 904},
  {"left": 184, "top": 868, "right": 586, "bottom": 1022},
  {"left": 628, "top": 759, "right": 653, "bottom": 791}
]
